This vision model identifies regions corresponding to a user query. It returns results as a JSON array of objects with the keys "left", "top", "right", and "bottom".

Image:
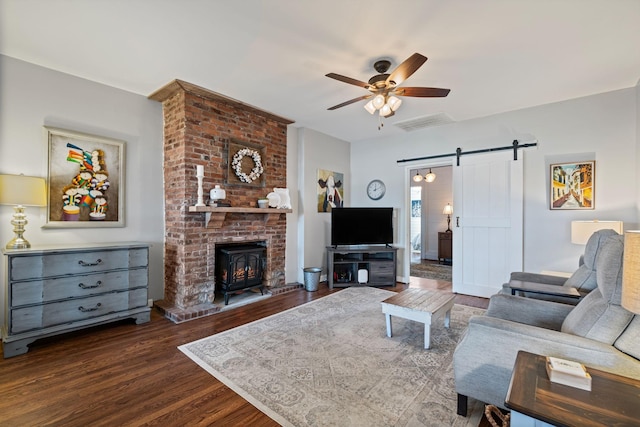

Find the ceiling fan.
[{"left": 325, "top": 53, "right": 450, "bottom": 120}]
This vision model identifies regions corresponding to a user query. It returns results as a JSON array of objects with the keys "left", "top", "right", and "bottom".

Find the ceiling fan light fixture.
[
  {"left": 387, "top": 95, "right": 402, "bottom": 111},
  {"left": 372, "top": 94, "right": 385, "bottom": 109},
  {"left": 379, "top": 103, "right": 392, "bottom": 117},
  {"left": 363, "top": 100, "right": 376, "bottom": 114},
  {"left": 425, "top": 168, "right": 436, "bottom": 182},
  {"left": 412, "top": 171, "right": 423, "bottom": 182}
]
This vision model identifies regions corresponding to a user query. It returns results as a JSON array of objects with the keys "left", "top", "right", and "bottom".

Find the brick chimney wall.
[{"left": 149, "top": 80, "right": 293, "bottom": 318}]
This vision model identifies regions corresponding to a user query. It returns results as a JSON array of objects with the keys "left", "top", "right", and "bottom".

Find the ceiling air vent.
[{"left": 394, "top": 113, "right": 455, "bottom": 131}]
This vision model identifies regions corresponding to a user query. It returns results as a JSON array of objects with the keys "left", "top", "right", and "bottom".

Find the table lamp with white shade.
[
  {"left": 571, "top": 220, "right": 623, "bottom": 245},
  {"left": 622, "top": 230, "right": 640, "bottom": 315},
  {"left": 443, "top": 203, "right": 453, "bottom": 233},
  {"left": 0, "top": 174, "right": 47, "bottom": 249}
]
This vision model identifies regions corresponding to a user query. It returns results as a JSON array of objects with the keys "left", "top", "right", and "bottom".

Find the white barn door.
[{"left": 452, "top": 150, "right": 523, "bottom": 297}]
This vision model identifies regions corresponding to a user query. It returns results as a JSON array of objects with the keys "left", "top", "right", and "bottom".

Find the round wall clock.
[{"left": 366, "top": 179, "right": 386, "bottom": 200}]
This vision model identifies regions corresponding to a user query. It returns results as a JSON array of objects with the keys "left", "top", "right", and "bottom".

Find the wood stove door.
[{"left": 230, "top": 252, "right": 263, "bottom": 291}]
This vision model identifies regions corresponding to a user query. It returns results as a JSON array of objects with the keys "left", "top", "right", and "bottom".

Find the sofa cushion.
[
  {"left": 562, "top": 290, "right": 634, "bottom": 344},
  {"left": 561, "top": 235, "right": 634, "bottom": 344},
  {"left": 614, "top": 316, "right": 640, "bottom": 361},
  {"left": 564, "top": 229, "right": 618, "bottom": 291},
  {"left": 595, "top": 235, "right": 625, "bottom": 302}
]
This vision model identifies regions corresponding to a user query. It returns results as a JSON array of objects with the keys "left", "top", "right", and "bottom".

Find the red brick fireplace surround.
[{"left": 149, "top": 80, "right": 296, "bottom": 322}]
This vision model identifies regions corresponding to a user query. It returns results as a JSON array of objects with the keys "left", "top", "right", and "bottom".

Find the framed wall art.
[
  {"left": 411, "top": 200, "right": 422, "bottom": 217},
  {"left": 44, "top": 127, "right": 125, "bottom": 227},
  {"left": 550, "top": 161, "right": 595, "bottom": 210},
  {"left": 317, "top": 169, "right": 344, "bottom": 213}
]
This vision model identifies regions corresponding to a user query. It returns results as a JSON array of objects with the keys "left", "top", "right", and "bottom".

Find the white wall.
[
  {"left": 422, "top": 166, "right": 452, "bottom": 260},
  {"left": 350, "top": 87, "right": 639, "bottom": 277},
  {"left": 285, "top": 126, "right": 300, "bottom": 283},
  {"left": 636, "top": 80, "right": 640, "bottom": 221},
  {"left": 297, "top": 128, "right": 350, "bottom": 281},
  {"left": 0, "top": 55, "right": 165, "bottom": 322}
]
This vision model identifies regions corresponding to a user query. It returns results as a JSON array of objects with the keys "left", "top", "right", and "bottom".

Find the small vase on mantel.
[{"left": 209, "top": 185, "right": 226, "bottom": 207}]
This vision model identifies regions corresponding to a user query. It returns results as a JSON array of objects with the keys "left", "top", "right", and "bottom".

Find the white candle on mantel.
[{"left": 195, "top": 165, "right": 205, "bottom": 206}]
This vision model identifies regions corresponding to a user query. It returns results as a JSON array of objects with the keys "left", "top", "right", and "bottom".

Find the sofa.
[
  {"left": 502, "top": 229, "right": 619, "bottom": 304},
  {"left": 454, "top": 233, "right": 640, "bottom": 415}
]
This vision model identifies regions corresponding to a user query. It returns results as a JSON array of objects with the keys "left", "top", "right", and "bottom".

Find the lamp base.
[
  {"left": 5, "top": 236, "right": 31, "bottom": 250},
  {"left": 6, "top": 205, "right": 32, "bottom": 249}
]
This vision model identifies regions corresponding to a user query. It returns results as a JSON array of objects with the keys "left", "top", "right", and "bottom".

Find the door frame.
[{"left": 403, "top": 159, "right": 455, "bottom": 283}]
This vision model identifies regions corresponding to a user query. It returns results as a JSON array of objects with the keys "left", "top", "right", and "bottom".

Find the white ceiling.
[{"left": 2, "top": 0, "right": 639, "bottom": 142}]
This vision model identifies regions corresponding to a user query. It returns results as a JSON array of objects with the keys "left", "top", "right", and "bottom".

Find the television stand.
[{"left": 327, "top": 246, "right": 398, "bottom": 289}]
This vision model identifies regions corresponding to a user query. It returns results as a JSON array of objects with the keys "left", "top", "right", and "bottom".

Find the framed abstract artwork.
[
  {"left": 44, "top": 127, "right": 125, "bottom": 227},
  {"left": 317, "top": 169, "right": 344, "bottom": 213},
  {"left": 550, "top": 161, "right": 595, "bottom": 210}
]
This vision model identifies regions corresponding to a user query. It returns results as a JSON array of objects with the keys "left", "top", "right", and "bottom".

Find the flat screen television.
[{"left": 331, "top": 207, "right": 393, "bottom": 246}]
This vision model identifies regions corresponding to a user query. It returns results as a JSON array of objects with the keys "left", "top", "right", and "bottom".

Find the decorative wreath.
[{"left": 232, "top": 148, "right": 264, "bottom": 183}]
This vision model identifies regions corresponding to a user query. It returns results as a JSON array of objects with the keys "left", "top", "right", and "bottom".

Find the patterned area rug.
[
  {"left": 179, "top": 287, "right": 485, "bottom": 427},
  {"left": 411, "top": 261, "right": 453, "bottom": 281}
]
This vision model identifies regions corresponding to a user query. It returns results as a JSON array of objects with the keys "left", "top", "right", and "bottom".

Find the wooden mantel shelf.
[{"left": 188, "top": 206, "right": 292, "bottom": 228}]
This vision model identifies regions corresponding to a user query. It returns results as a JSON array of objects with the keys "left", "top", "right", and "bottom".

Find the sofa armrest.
[
  {"left": 486, "top": 294, "right": 573, "bottom": 330},
  {"left": 463, "top": 316, "right": 640, "bottom": 376},
  {"left": 509, "top": 271, "right": 568, "bottom": 286},
  {"left": 453, "top": 315, "right": 640, "bottom": 409}
]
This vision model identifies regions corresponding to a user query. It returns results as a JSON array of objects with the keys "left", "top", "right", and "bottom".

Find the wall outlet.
[{"left": 147, "top": 298, "right": 154, "bottom": 307}]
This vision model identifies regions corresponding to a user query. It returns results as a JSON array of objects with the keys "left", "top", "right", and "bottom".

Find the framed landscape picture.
[
  {"left": 44, "top": 127, "right": 125, "bottom": 227},
  {"left": 550, "top": 161, "right": 595, "bottom": 210}
]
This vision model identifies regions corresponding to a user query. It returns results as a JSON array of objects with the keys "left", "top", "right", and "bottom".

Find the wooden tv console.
[{"left": 326, "top": 246, "right": 397, "bottom": 289}]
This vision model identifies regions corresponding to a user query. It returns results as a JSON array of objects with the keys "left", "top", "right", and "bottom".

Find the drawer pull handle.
[
  {"left": 78, "top": 303, "right": 102, "bottom": 312},
  {"left": 78, "top": 259, "right": 103, "bottom": 267},
  {"left": 78, "top": 281, "right": 102, "bottom": 290}
]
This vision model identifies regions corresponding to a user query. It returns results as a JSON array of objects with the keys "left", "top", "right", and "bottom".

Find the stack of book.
[{"left": 546, "top": 356, "right": 592, "bottom": 391}]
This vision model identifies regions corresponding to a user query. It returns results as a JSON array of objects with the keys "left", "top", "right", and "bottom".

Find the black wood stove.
[{"left": 215, "top": 243, "right": 266, "bottom": 305}]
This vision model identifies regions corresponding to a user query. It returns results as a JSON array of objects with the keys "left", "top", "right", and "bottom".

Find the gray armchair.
[
  {"left": 502, "top": 229, "right": 619, "bottom": 303},
  {"left": 454, "top": 234, "right": 640, "bottom": 416}
]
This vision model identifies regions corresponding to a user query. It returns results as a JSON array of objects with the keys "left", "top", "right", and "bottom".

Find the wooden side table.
[
  {"left": 438, "top": 232, "right": 452, "bottom": 264},
  {"left": 505, "top": 351, "right": 640, "bottom": 427}
]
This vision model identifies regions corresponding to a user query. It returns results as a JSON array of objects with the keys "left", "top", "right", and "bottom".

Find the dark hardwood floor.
[{"left": 0, "top": 280, "right": 488, "bottom": 426}]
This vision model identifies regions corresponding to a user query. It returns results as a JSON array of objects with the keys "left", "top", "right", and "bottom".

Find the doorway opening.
[{"left": 408, "top": 165, "right": 453, "bottom": 282}]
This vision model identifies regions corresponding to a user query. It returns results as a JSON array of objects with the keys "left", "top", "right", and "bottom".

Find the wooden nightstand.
[{"left": 438, "top": 232, "right": 452, "bottom": 265}]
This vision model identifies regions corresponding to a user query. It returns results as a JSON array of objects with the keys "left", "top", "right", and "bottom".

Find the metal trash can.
[{"left": 303, "top": 267, "right": 321, "bottom": 292}]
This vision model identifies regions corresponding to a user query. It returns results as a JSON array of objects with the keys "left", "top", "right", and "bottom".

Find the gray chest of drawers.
[{"left": 2, "top": 242, "right": 151, "bottom": 357}]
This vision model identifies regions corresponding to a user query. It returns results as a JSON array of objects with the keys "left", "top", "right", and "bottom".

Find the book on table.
[{"left": 546, "top": 356, "right": 592, "bottom": 391}]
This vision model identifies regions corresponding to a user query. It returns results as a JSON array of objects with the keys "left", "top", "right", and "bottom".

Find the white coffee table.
[{"left": 380, "top": 288, "right": 455, "bottom": 349}]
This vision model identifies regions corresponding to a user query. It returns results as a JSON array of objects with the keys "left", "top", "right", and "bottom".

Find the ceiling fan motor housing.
[
  {"left": 369, "top": 59, "right": 393, "bottom": 89},
  {"left": 373, "top": 59, "right": 391, "bottom": 73},
  {"left": 368, "top": 73, "right": 391, "bottom": 89}
]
